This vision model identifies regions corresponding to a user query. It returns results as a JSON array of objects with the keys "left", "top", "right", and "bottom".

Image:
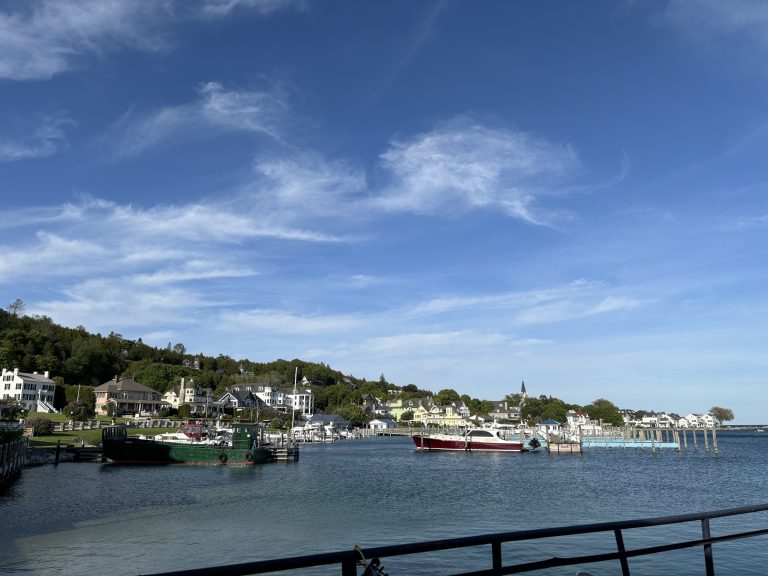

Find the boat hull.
[
  {"left": 102, "top": 437, "right": 272, "bottom": 465},
  {"left": 101, "top": 425, "right": 272, "bottom": 465},
  {"left": 411, "top": 434, "right": 524, "bottom": 452}
]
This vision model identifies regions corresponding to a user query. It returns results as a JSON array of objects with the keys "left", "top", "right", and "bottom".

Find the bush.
[
  {"left": 25, "top": 417, "right": 55, "bottom": 436},
  {"left": 0, "top": 399, "right": 23, "bottom": 421},
  {"left": 64, "top": 401, "right": 95, "bottom": 421}
]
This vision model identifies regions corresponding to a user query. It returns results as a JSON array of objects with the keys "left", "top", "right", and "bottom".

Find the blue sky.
[{"left": 2, "top": 0, "right": 767, "bottom": 423}]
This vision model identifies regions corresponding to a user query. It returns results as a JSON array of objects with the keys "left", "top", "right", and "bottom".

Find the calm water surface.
[{"left": 2, "top": 431, "right": 767, "bottom": 575}]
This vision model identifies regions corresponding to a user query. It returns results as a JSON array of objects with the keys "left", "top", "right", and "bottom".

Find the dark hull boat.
[{"left": 101, "top": 424, "right": 272, "bottom": 465}]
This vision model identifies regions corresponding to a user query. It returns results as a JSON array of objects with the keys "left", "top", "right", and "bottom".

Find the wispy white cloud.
[
  {"left": 405, "top": 281, "right": 649, "bottom": 327},
  {"left": 376, "top": 117, "right": 581, "bottom": 224},
  {"left": 0, "top": 191, "right": 346, "bottom": 289},
  {"left": 516, "top": 295, "right": 647, "bottom": 326},
  {"left": 110, "top": 82, "right": 287, "bottom": 156},
  {"left": 661, "top": 0, "right": 768, "bottom": 50},
  {"left": 0, "top": 1, "right": 169, "bottom": 80},
  {"left": 365, "top": 330, "right": 510, "bottom": 353},
  {"left": 0, "top": 113, "right": 75, "bottom": 161},
  {"left": 36, "top": 278, "right": 211, "bottom": 331},
  {"left": 731, "top": 214, "right": 768, "bottom": 228},
  {"left": 406, "top": 280, "right": 603, "bottom": 317},
  {"left": 0, "top": 1, "right": 305, "bottom": 81},
  {"left": 379, "top": 0, "right": 447, "bottom": 93},
  {"left": 0, "top": 232, "right": 106, "bottom": 278},
  {"left": 199, "top": 0, "right": 305, "bottom": 18},
  {"left": 249, "top": 152, "right": 367, "bottom": 222},
  {"left": 132, "top": 261, "right": 258, "bottom": 286},
  {"left": 218, "top": 309, "right": 364, "bottom": 335}
]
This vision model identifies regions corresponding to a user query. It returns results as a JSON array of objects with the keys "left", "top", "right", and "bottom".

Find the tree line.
[{"left": 0, "top": 302, "right": 733, "bottom": 427}]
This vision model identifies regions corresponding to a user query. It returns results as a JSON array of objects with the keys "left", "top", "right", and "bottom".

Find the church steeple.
[{"left": 521, "top": 380, "right": 527, "bottom": 399}]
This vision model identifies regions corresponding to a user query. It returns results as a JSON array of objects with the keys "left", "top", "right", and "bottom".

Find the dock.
[
  {"left": 269, "top": 446, "right": 300, "bottom": 462},
  {"left": 568, "top": 426, "right": 720, "bottom": 454}
]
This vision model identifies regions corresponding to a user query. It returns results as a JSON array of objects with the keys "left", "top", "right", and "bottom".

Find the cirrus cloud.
[{"left": 376, "top": 118, "right": 581, "bottom": 224}]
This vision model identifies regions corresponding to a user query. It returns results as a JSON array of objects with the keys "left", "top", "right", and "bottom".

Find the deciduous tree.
[{"left": 710, "top": 406, "right": 734, "bottom": 426}]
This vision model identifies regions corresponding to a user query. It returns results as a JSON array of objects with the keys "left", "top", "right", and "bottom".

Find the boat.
[
  {"left": 411, "top": 427, "right": 543, "bottom": 452},
  {"left": 101, "top": 423, "right": 273, "bottom": 465}
]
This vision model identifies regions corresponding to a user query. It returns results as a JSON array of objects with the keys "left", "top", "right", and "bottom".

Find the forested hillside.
[
  {"left": 0, "top": 302, "right": 629, "bottom": 424},
  {"left": 0, "top": 304, "right": 387, "bottom": 410}
]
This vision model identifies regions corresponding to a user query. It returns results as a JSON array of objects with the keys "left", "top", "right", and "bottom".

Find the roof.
[
  {"left": 94, "top": 377, "right": 157, "bottom": 393},
  {"left": 15, "top": 371, "right": 55, "bottom": 384}
]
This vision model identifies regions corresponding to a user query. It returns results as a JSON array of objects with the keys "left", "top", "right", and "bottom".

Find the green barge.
[{"left": 101, "top": 424, "right": 272, "bottom": 465}]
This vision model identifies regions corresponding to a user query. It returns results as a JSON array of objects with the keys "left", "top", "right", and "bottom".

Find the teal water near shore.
[{"left": 2, "top": 430, "right": 767, "bottom": 575}]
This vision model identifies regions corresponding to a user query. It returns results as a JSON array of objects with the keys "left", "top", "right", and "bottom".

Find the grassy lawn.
[{"left": 29, "top": 426, "right": 179, "bottom": 447}]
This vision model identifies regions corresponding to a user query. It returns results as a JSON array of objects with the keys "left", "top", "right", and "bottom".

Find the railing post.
[
  {"left": 492, "top": 540, "right": 502, "bottom": 572},
  {"left": 342, "top": 549, "right": 358, "bottom": 576},
  {"left": 701, "top": 517, "right": 715, "bottom": 576},
  {"left": 614, "top": 528, "right": 631, "bottom": 576}
]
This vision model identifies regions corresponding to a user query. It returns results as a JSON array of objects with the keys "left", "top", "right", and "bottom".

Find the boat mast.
[{"left": 291, "top": 367, "right": 298, "bottom": 431}]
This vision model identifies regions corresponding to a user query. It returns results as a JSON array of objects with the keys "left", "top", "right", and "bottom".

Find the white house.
[
  {"left": 1, "top": 368, "right": 57, "bottom": 413},
  {"left": 537, "top": 419, "right": 562, "bottom": 436},
  {"left": 566, "top": 410, "right": 603, "bottom": 435},
  {"left": 162, "top": 377, "right": 219, "bottom": 416},
  {"left": 369, "top": 418, "right": 397, "bottom": 430},
  {"left": 657, "top": 413, "right": 678, "bottom": 428},
  {"left": 683, "top": 413, "right": 716, "bottom": 428},
  {"left": 254, "top": 383, "right": 314, "bottom": 415},
  {"left": 640, "top": 415, "right": 659, "bottom": 428}
]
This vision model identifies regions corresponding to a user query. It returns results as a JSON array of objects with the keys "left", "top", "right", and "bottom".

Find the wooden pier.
[
  {"left": 572, "top": 426, "right": 719, "bottom": 454},
  {"left": 269, "top": 446, "right": 300, "bottom": 462},
  {"left": 548, "top": 442, "right": 582, "bottom": 454},
  {"left": 1, "top": 437, "right": 28, "bottom": 488}
]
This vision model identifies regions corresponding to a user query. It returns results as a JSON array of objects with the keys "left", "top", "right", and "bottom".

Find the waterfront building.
[
  {"left": 1, "top": 368, "right": 57, "bottom": 413},
  {"left": 683, "top": 413, "right": 716, "bottom": 428},
  {"left": 94, "top": 376, "right": 163, "bottom": 416},
  {"left": 565, "top": 410, "right": 603, "bottom": 435},
  {"left": 414, "top": 400, "right": 468, "bottom": 427},
  {"left": 537, "top": 419, "right": 562, "bottom": 436},
  {"left": 253, "top": 381, "right": 314, "bottom": 415},
  {"left": 385, "top": 396, "right": 433, "bottom": 422},
  {"left": 488, "top": 400, "right": 522, "bottom": 422},
  {"left": 368, "top": 418, "right": 397, "bottom": 430},
  {"left": 218, "top": 385, "right": 263, "bottom": 414},
  {"left": 163, "top": 377, "right": 219, "bottom": 416}
]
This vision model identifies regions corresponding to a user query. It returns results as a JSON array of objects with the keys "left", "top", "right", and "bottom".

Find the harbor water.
[{"left": 1, "top": 430, "right": 767, "bottom": 575}]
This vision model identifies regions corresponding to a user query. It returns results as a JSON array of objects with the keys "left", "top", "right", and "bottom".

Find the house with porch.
[{"left": 94, "top": 376, "right": 163, "bottom": 416}]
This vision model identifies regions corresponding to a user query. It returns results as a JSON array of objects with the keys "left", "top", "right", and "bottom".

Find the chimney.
[{"left": 44, "top": 371, "right": 49, "bottom": 379}]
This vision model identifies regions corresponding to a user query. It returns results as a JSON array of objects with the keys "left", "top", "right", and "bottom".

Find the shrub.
[
  {"left": 25, "top": 417, "right": 55, "bottom": 436},
  {"left": 63, "top": 401, "right": 95, "bottom": 421}
]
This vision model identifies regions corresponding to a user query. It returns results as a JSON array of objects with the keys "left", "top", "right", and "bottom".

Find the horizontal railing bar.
[
  {"left": 142, "top": 502, "right": 768, "bottom": 576},
  {"left": 140, "top": 550, "right": 357, "bottom": 576},
  {"left": 452, "top": 526, "right": 768, "bottom": 576}
]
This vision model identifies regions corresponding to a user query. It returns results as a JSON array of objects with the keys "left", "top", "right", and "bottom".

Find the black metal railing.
[{"left": 142, "top": 502, "right": 768, "bottom": 576}]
